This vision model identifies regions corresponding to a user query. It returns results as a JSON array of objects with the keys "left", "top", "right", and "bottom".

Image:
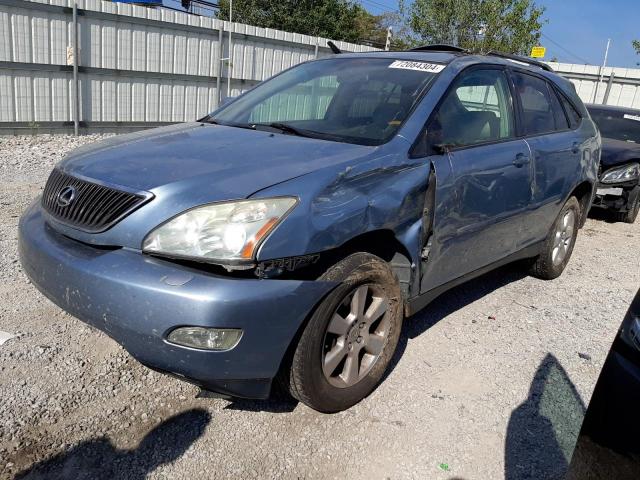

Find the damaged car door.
[{"left": 418, "top": 67, "right": 533, "bottom": 292}]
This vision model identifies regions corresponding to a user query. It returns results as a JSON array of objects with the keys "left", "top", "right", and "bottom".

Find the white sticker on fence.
[
  {"left": 388, "top": 60, "right": 445, "bottom": 73},
  {"left": 624, "top": 114, "right": 640, "bottom": 122}
]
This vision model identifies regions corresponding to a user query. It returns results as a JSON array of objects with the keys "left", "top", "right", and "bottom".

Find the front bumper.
[
  {"left": 592, "top": 182, "right": 639, "bottom": 212},
  {"left": 18, "top": 201, "right": 336, "bottom": 399}
]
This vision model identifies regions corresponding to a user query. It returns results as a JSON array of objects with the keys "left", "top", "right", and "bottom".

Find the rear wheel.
[
  {"left": 288, "top": 253, "right": 403, "bottom": 412},
  {"left": 530, "top": 196, "right": 580, "bottom": 280}
]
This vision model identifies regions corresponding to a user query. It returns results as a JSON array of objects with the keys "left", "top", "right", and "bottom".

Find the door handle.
[
  {"left": 513, "top": 153, "right": 531, "bottom": 168},
  {"left": 572, "top": 142, "right": 580, "bottom": 154}
]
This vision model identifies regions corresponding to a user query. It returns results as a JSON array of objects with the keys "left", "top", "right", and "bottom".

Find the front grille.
[{"left": 42, "top": 169, "right": 151, "bottom": 233}]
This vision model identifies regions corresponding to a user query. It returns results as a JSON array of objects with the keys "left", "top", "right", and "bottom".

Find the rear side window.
[
  {"left": 512, "top": 72, "right": 567, "bottom": 135},
  {"left": 559, "top": 94, "right": 582, "bottom": 129},
  {"left": 428, "top": 68, "right": 514, "bottom": 148},
  {"left": 548, "top": 87, "right": 569, "bottom": 130}
]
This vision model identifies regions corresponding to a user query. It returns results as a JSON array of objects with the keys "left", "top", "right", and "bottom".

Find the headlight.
[
  {"left": 143, "top": 197, "right": 297, "bottom": 263},
  {"left": 600, "top": 163, "right": 640, "bottom": 184}
]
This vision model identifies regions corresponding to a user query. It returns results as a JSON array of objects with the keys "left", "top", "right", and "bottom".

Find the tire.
[
  {"left": 288, "top": 252, "right": 403, "bottom": 413},
  {"left": 530, "top": 196, "right": 581, "bottom": 280},
  {"left": 614, "top": 190, "right": 640, "bottom": 224}
]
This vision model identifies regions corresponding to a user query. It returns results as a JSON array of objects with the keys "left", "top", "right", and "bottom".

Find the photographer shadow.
[{"left": 15, "top": 409, "right": 211, "bottom": 480}]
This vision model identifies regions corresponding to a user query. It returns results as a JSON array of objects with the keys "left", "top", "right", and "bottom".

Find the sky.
[{"left": 359, "top": 0, "right": 640, "bottom": 68}]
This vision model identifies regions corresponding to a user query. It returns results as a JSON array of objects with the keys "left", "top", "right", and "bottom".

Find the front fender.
[{"left": 253, "top": 151, "right": 431, "bottom": 273}]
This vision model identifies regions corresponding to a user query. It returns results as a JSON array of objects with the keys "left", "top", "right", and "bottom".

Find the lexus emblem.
[{"left": 56, "top": 186, "right": 76, "bottom": 208}]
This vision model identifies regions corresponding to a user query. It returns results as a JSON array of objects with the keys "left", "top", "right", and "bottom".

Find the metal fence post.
[
  {"left": 216, "top": 26, "right": 223, "bottom": 108},
  {"left": 225, "top": 0, "right": 233, "bottom": 99},
  {"left": 72, "top": 1, "right": 79, "bottom": 136}
]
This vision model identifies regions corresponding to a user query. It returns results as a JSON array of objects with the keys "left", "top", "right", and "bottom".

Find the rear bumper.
[{"left": 18, "top": 201, "right": 335, "bottom": 399}]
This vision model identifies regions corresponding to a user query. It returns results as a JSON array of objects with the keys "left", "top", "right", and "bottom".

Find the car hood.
[
  {"left": 601, "top": 138, "right": 640, "bottom": 169},
  {"left": 59, "top": 122, "right": 373, "bottom": 197},
  {"left": 51, "top": 122, "right": 379, "bottom": 249}
]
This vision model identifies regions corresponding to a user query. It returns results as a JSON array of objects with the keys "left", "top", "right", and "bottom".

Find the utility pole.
[
  {"left": 592, "top": 38, "right": 611, "bottom": 104},
  {"left": 384, "top": 27, "right": 392, "bottom": 51}
]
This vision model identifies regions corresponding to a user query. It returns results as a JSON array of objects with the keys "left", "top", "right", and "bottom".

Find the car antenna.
[{"left": 327, "top": 41, "right": 342, "bottom": 54}]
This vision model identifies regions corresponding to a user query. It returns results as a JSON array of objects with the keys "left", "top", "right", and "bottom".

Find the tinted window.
[
  {"left": 215, "top": 58, "right": 440, "bottom": 146},
  {"left": 512, "top": 72, "right": 566, "bottom": 135},
  {"left": 428, "top": 69, "right": 514, "bottom": 148},
  {"left": 548, "top": 86, "right": 570, "bottom": 130},
  {"left": 560, "top": 94, "right": 582, "bottom": 129},
  {"left": 589, "top": 109, "right": 640, "bottom": 144}
]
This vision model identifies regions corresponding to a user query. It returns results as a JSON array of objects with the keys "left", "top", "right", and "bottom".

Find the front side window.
[
  {"left": 428, "top": 69, "right": 514, "bottom": 149},
  {"left": 512, "top": 72, "right": 567, "bottom": 135},
  {"left": 212, "top": 58, "right": 441, "bottom": 146}
]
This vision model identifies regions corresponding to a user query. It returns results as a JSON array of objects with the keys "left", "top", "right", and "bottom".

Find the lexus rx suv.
[{"left": 19, "top": 47, "right": 600, "bottom": 412}]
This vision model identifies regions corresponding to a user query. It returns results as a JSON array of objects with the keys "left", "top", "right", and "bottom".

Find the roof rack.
[
  {"left": 409, "top": 44, "right": 467, "bottom": 53},
  {"left": 485, "top": 51, "right": 554, "bottom": 72}
]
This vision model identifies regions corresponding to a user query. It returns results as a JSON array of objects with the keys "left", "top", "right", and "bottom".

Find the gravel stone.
[{"left": 0, "top": 134, "right": 638, "bottom": 479}]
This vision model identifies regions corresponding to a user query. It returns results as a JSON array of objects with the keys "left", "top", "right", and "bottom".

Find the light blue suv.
[{"left": 19, "top": 46, "right": 600, "bottom": 412}]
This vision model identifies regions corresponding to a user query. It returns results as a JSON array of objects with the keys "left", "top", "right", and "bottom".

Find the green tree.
[
  {"left": 633, "top": 40, "right": 640, "bottom": 54},
  {"left": 404, "top": 0, "right": 545, "bottom": 55},
  {"left": 217, "top": 0, "right": 371, "bottom": 44},
  {"left": 354, "top": 10, "right": 415, "bottom": 50}
]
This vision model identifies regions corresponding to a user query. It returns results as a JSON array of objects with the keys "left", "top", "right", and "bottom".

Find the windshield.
[
  {"left": 210, "top": 58, "right": 442, "bottom": 146},
  {"left": 589, "top": 109, "right": 640, "bottom": 144}
]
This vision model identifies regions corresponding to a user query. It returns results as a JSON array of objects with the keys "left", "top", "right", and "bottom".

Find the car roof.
[
  {"left": 586, "top": 104, "right": 640, "bottom": 115},
  {"left": 339, "top": 50, "right": 552, "bottom": 75}
]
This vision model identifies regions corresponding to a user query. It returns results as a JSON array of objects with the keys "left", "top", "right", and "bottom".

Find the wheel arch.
[
  {"left": 569, "top": 180, "right": 595, "bottom": 227},
  {"left": 302, "top": 229, "right": 414, "bottom": 301}
]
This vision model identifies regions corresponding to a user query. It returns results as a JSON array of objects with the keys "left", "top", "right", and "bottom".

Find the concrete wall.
[{"left": 549, "top": 61, "right": 640, "bottom": 109}]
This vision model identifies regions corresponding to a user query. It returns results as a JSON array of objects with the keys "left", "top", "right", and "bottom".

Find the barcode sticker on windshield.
[
  {"left": 388, "top": 60, "right": 445, "bottom": 73},
  {"left": 624, "top": 113, "right": 640, "bottom": 122}
]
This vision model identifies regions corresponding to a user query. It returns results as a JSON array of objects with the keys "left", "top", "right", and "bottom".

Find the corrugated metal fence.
[
  {"left": 0, "top": 0, "right": 376, "bottom": 134},
  {"left": 549, "top": 61, "right": 640, "bottom": 109}
]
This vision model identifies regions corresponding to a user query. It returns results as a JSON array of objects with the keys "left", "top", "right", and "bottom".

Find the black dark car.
[
  {"left": 587, "top": 104, "right": 640, "bottom": 223},
  {"left": 566, "top": 288, "right": 640, "bottom": 479}
]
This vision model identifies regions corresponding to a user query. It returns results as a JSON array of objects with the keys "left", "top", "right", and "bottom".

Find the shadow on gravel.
[
  {"left": 587, "top": 208, "right": 618, "bottom": 223},
  {"left": 14, "top": 408, "right": 210, "bottom": 480},
  {"left": 505, "top": 354, "right": 586, "bottom": 480},
  {"left": 223, "top": 396, "right": 298, "bottom": 413},
  {"left": 384, "top": 263, "right": 528, "bottom": 382}
]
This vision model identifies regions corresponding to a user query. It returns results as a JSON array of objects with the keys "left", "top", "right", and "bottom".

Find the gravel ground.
[{"left": 0, "top": 134, "right": 638, "bottom": 480}]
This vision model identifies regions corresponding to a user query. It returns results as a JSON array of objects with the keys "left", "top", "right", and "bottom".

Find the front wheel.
[
  {"left": 288, "top": 253, "right": 403, "bottom": 412},
  {"left": 530, "top": 196, "right": 580, "bottom": 280},
  {"left": 614, "top": 187, "right": 640, "bottom": 223}
]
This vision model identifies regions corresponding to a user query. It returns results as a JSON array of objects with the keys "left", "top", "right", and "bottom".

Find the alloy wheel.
[
  {"left": 321, "top": 284, "right": 390, "bottom": 388},
  {"left": 552, "top": 209, "right": 576, "bottom": 266}
]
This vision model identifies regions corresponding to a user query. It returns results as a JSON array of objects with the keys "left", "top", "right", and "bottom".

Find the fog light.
[{"left": 167, "top": 327, "right": 243, "bottom": 351}]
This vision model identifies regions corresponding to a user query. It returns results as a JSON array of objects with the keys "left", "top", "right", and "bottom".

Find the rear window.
[{"left": 588, "top": 109, "right": 640, "bottom": 144}]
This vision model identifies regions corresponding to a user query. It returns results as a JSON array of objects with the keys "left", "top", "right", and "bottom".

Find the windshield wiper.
[
  {"left": 253, "top": 122, "right": 310, "bottom": 137},
  {"left": 200, "top": 117, "right": 257, "bottom": 130}
]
